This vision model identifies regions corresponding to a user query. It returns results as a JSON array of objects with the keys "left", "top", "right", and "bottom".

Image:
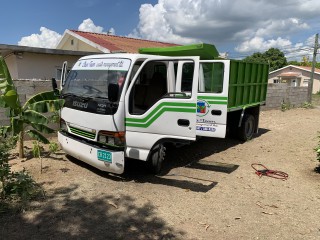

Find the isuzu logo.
[{"left": 73, "top": 101, "right": 88, "bottom": 108}]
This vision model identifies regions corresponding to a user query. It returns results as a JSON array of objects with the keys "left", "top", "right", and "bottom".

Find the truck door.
[
  {"left": 196, "top": 60, "right": 230, "bottom": 138},
  {"left": 125, "top": 57, "right": 199, "bottom": 160}
]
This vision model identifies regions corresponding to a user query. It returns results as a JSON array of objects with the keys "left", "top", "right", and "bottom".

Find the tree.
[
  {"left": 0, "top": 56, "right": 64, "bottom": 158},
  {"left": 244, "top": 48, "right": 287, "bottom": 71}
]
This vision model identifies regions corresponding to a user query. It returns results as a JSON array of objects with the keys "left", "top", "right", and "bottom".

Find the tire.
[
  {"left": 148, "top": 144, "right": 166, "bottom": 174},
  {"left": 238, "top": 114, "right": 255, "bottom": 141}
]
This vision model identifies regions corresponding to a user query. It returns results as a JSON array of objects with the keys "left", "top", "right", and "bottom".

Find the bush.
[
  {"left": 0, "top": 136, "right": 43, "bottom": 209},
  {"left": 315, "top": 134, "right": 320, "bottom": 163}
]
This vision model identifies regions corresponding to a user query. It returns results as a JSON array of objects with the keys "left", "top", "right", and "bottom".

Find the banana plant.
[{"left": 0, "top": 56, "right": 64, "bottom": 158}]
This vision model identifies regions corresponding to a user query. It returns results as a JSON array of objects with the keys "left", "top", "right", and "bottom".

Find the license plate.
[{"left": 97, "top": 150, "right": 112, "bottom": 163}]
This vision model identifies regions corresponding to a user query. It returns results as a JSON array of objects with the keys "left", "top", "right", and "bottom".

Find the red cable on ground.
[{"left": 251, "top": 164, "right": 288, "bottom": 180}]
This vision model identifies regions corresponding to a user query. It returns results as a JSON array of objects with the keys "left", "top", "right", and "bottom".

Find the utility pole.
[{"left": 308, "top": 33, "right": 319, "bottom": 103}]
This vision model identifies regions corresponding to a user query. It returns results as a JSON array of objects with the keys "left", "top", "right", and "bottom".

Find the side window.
[
  {"left": 129, "top": 61, "right": 168, "bottom": 115},
  {"left": 199, "top": 62, "right": 224, "bottom": 93},
  {"left": 173, "top": 61, "right": 194, "bottom": 96},
  {"left": 181, "top": 63, "right": 194, "bottom": 92}
]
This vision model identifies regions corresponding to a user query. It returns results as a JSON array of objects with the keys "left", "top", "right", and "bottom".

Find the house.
[
  {"left": 268, "top": 65, "right": 320, "bottom": 94},
  {"left": 56, "top": 29, "right": 179, "bottom": 53},
  {"left": 0, "top": 44, "right": 94, "bottom": 80}
]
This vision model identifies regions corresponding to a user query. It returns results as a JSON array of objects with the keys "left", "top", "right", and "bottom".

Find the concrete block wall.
[
  {"left": 0, "top": 79, "right": 54, "bottom": 127},
  {"left": 263, "top": 83, "right": 308, "bottom": 110}
]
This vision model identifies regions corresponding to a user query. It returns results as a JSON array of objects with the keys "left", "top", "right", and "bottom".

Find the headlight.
[
  {"left": 98, "top": 131, "right": 125, "bottom": 147},
  {"left": 60, "top": 119, "right": 68, "bottom": 132}
]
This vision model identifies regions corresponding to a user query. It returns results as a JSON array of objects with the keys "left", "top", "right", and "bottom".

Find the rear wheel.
[
  {"left": 238, "top": 114, "right": 255, "bottom": 141},
  {"left": 148, "top": 144, "right": 166, "bottom": 174}
]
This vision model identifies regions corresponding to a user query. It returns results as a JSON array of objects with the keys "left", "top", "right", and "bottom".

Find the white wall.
[{"left": 14, "top": 52, "right": 82, "bottom": 80}]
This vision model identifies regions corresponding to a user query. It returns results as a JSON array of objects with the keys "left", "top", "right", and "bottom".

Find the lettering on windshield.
[
  {"left": 79, "top": 60, "right": 124, "bottom": 69},
  {"left": 74, "top": 58, "right": 131, "bottom": 71}
]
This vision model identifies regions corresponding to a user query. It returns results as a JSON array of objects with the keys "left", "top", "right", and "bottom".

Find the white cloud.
[
  {"left": 131, "top": 0, "right": 319, "bottom": 55},
  {"left": 78, "top": 18, "right": 104, "bottom": 33},
  {"left": 18, "top": 18, "right": 115, "bottom": 48},
  {"left": 18, "top": 27, "right": 62, "bottom": 48},
  {"left": 235, "top": 37, "right": 292, "bottom": 53}
]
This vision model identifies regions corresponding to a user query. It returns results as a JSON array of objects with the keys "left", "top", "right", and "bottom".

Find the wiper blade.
[
  {"left": 61, "top": 92, "right": 76, "bottom": 97},
  {"left": 62, "top": 93, "right": 91, "bottom": 101},
  {"left": 93, "top": 96, "right": 108, "bottom": 100}
]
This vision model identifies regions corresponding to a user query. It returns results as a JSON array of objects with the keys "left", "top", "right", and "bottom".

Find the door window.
[
  {"left": 129, "top": 61, "right": 168, "bottom": 115},
  {"left": 199, "top": 62, "right": 224, "bottom": 93}
]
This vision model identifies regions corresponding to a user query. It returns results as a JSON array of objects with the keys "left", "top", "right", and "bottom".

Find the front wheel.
[
  {"left": 238, "top": 114, "right": 255, "bottom": 141},
  {"left": 148, "top": 144, "right": 166, "bottom": 174}
]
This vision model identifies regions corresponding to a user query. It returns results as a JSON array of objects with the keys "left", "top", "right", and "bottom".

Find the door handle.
[
  {"left": 177, "top": 119, "right": 190, "bottom": 127},
  {"left": 211, "top": 110, "right": 222, "bottom": 115}
]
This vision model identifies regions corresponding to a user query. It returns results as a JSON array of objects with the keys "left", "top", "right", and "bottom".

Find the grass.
[{"left": 312, "top": 94, "right": 320, "bottom": 106}]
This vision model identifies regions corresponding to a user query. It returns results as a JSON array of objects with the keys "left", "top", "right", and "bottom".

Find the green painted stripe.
[
  {"left": 207, "top": 101, "right": 228, "bottom": 105},
  {"left": 198, "top": 96, "right": 228, "bottom": 101},
  {"left": 70, "top": 127, "right": 95, "bottom": 139},
  {"left": 126, "top": 107, "right": 195, "bottom": 128},
  {"left": 125, "top": 102, "right": 196, "bottom": 123}
]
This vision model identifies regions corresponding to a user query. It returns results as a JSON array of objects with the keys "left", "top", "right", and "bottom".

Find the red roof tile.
[{"left": 70, "top": 30, "right": 179, "bottom": 53}]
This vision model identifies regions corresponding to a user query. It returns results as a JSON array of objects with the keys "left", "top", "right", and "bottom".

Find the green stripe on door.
[
  {"left": 198, "top": 96, "right": 228, "bottom": 105},
  {"left": 126, "top": 102, "right": 196, "bottom": 128},
  {"left": 198, "top": 96, "right": 228, "bottom": 101}
]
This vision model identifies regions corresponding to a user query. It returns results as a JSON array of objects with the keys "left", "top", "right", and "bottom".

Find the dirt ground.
[{"left": 1, "top": 106, "right": 320, "bottom": 240}]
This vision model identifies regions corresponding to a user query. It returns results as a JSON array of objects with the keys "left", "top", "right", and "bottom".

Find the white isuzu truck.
[{"left": 53, "top": 44, "right": 268, "bottom": 174}]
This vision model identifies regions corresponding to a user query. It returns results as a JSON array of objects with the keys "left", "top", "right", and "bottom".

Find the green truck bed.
[
  {"left": 228, "top": 60, "right": 268, "bottom": 110},
  {"left": 139, "top": 43, "right": 269, "bottom": 111}
]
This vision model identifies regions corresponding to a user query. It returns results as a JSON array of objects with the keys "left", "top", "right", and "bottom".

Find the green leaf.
[
  {"left": 0, "top": 95, "right": 7, "bottom": 107},
  {"left": 0, "top": 57, "right": 13, "bottom": 85},
  {"left": 27, "top": 99, "right": 64, "bottom": 113},
  {"left": 26, "top": 130, "right": 49, "bottom": 144},
  {"left": 23, "top": 91, "right": 57, "bottom": 109},
  {"left": 31, "top": 123, "right": 55, "bottom": 134},
  {"left": 3, "top": 89, "right": 19, "bottom": 109},
  {"left": 23, "top": 110, "right": 48, "bottom": 125},
  {"left": 0, "top": 125, "right": 11, "bottom": 136}
]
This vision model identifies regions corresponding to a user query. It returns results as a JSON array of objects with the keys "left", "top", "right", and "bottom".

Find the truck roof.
[
  {"left": 78, "top": 43, "right": 220, "bottom": 61},
  {"left": 78, "top": 53, "right": 175, "bottom": 62}
]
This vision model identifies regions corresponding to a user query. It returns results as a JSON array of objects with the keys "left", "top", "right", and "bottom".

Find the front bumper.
[{"left": 58, "top": 131, "right": 125, "bottom": 174}]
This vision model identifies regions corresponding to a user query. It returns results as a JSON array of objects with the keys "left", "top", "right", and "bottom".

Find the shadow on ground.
[
  {"left": 67, "top": 129, "right": 269, "bottom": 193},
  {"left": 0, "top": 185, "right": 184, "bottom": 240}
]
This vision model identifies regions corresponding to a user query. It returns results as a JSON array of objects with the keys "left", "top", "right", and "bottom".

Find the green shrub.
[
  {"left": 0, "top": 136, "right": 43, "bottom": 209},
  {"left": 315, "top": 134, "right": 320, "bottom": 163},
  {"left": 49, "top": 141, "right": 59, "bottom": 154},
  {"left": 302, "top": 102, "right": 313, "bottom": 109}
]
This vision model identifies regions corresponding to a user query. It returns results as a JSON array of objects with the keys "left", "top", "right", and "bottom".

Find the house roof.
[
  {"left": 278, "top": 72, "right": 301, "bottom": 77},
  {"left": 59, "top": 30, "right": 179, "bottom": 53},
  {"left": 0, "top": 43, "right": 96, "bottom": 58},
  {"left": 270, "top": 64, "right": 320, "bottom": 75}
]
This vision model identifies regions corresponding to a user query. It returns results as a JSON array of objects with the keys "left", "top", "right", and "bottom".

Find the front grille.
[{"left": 69, "top": 126, "right": 96, "bottom": 140}]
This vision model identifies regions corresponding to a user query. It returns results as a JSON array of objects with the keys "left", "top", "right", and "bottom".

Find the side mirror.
[
  {"left": 51, "top": 78, "right": 59, "bottom": 96},
  {"left": 61, "top": 61, "right": 68, "bottom": 87},
  {"left": 108, "top": 83, "right": 119, "bottom": 102}
]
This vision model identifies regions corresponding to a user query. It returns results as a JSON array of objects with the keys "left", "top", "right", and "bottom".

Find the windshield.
[{"left": 62, "top": 58, "right": 131, "bottom": 99}]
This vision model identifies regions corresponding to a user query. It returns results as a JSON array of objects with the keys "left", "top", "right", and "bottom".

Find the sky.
[{"left": 1, "top": 0, "right": 320, "bottom": 61}]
